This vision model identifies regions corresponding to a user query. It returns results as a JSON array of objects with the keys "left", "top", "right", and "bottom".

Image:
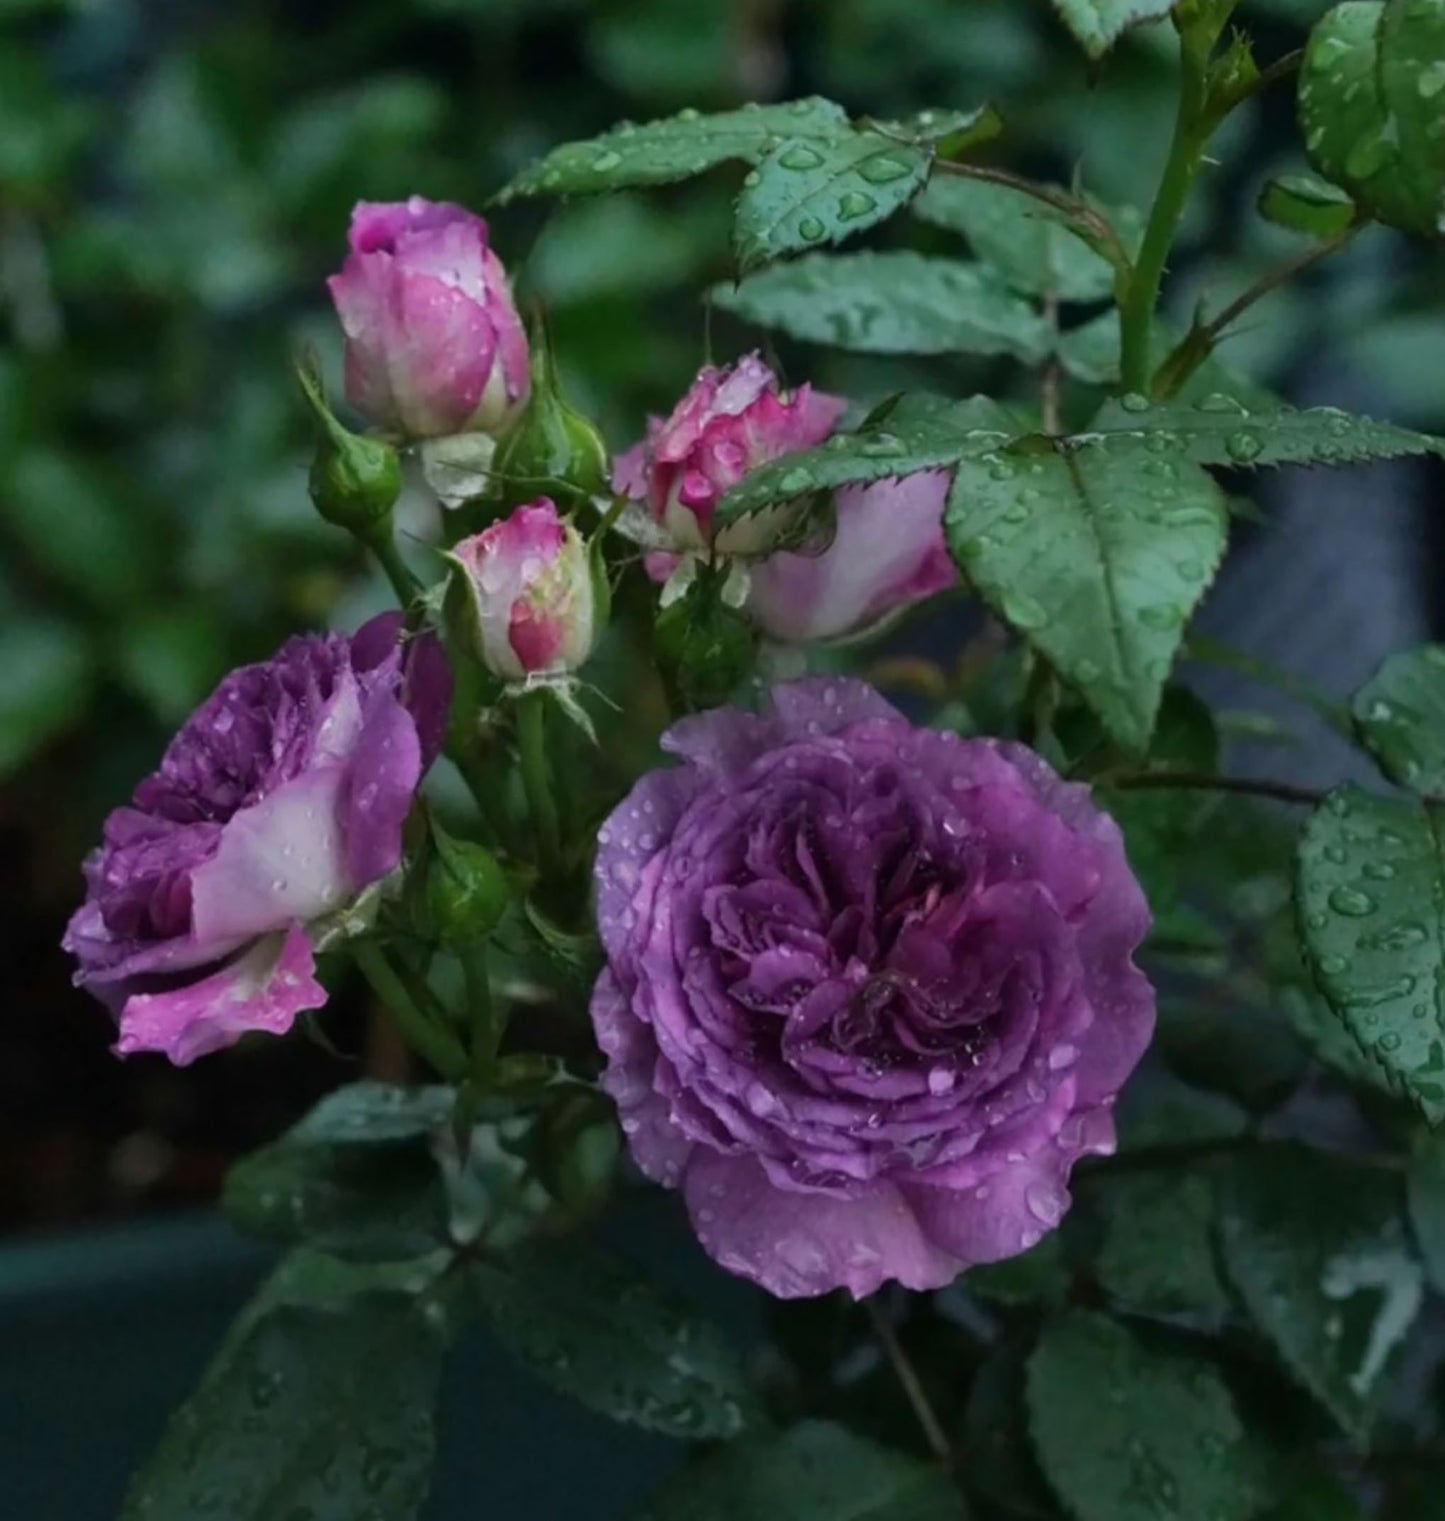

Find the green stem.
[
  {"left": 452, "top": 748, "right": 514, "bottom": 852},
  {"left": 352, "top": 939, "right": 468, "bottom": 1080},
  {"left": 1118, "top": 34, "right": 1212, "bottom": 394},
  {"left": 863, "top": 1299, "right": 953, "bottom": 1468},
  {"left": 461, "top": 941, "right": 504, "bottom": 1089},
  {"left": 516, "top": 691, "right": 563, "bottom": 877},
  {"left": 1108, "top": 770, "right": 1326, "bottom": 807},
  {"left": 365, "top": 530, "right": 422, "bottom": 606}
]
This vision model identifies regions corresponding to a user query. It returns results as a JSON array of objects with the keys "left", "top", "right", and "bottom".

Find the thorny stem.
[
  {"left": 1108, "top": 770, "right": 1327, "bottom": 807},
  {"left": 1118, "top": 29, "right": 1212, "bottom": 393},
  {"left": 352, "top": 939, "right": 469, "bottom": 1080},
  {"left": 864, "top": 1298, "right": 954, "bottom": 1468},
  {"left": 1154, "top": 223, "right": 1364, "bottom": 398},
  {"left": 517, "top": 690, "right": 564, "bottom": 878}
]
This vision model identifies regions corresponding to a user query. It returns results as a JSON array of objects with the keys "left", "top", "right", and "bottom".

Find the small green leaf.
[
  {"left": 711, "top": 252, "right": 1050, "bottom": 360},
  {"left": 732, "top": 131, "right": 930, "bottom": 272},
  {"left": 945, "top": 440, "right": 1227, "bottom": 751},
  {"left": 914, "top": 176, "right": 1139, "bottom": 301},
  {"left": 1218, "top": 1143, "right": 1424, "bottom": 1444},
  {"left": 1258, "top": 171, "right": 1359, "bottom": 237},
  {"left": 472, "top": 1239, "right": 757, "bottom": 1439},
  {"left": 223, "top": 1083, "right": 452, "bottom": 1261},
  {"left": 871, "top": 105, "right": 1003, "bottom": 156},
  {"left": 1080, "top": 395, "right": 1445, "bottom": 470},
  {"left": 1297, "top": 785, "right": 1445, "bottom": 1122},
  {"left": 1092, "top": 1169, "right": 1230, "bottom": 1314},
  {"left": 495, "top": 98, "right": 849, "bottom": 201},
  {"left": 1299, "top": 0, "right": 1445, "bottom": 237},
  {"left": 0, "top": 619, "right": 92, "bottom": 777},
  {"left": 1353, "top": 645, "right": 1445, "bottom": 797},
  {"left": 636, "top": 1421, "right": 967, "bottom": 1520},
  {"left": 1027, "top": 1311, "right": 1272, "bottom": 1521},
  {"left": 1049, "top": 0, "right": 1176, "bottom": 57},
  {"left": 122, "top": 1262, "right": 446, "bottom": 1521},
  {"left": 716, "top": 393, "right": 1019, "bottom": 527},
  {"left": 1407, "top": 1129, "right": 1445, "bottom": 1292}
]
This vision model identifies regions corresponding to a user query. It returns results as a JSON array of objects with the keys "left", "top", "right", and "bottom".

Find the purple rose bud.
[
  {"left": 327, "top": 196, "right": 530, "bottom": 440},
  {"left": 614, "top": 353, "right": 845, "bottom": 556},
  {"left": 65, "top": 615, "right": 451, "bottom": 1066},
  {"left": 449, "top": 498, "right": 597, "bottom": 681},
  {"left": 747, "top": 471, "right": 958, "bottom": 642},
  {"left": 590, "top": 680, "right": 1154, "bottom": 1299}
]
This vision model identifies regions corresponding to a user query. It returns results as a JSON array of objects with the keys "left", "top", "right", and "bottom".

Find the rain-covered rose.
[
  {"left": 614, "top": 352, "right": 845, "bottom": 557},
  {"left": 64, "top": 616, "right": 451, "bottom": 1066},
  {"left": 449, "top": 498, "right": 596, "bottom": 681},
  {"left": 328, "top": 196, "right": 529, "bottom": 440},
  {"left": 747, "top": 471, "right": 957, "bottom": 643},
  {"left": 590, "top": 680, "right": 1152, "bottom": 1299}
]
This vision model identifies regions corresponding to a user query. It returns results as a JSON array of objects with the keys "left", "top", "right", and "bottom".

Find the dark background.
[{"left": 0, "top": 0, "right": 1442, "bottom": 1510}]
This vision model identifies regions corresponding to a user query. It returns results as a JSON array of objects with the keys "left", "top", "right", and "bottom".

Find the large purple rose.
[
  {"left": 590, "top": 680, "right": 1153, "bottom": 1299},
  {"left": 65, "top": 614, "right": 450, "bottom": 1066}
]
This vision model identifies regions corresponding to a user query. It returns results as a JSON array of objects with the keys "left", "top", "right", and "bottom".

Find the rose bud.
[
  {"left": 64, "top": 616, "right": 452, "bottom": 1066},
  {"left": 448, "top": 498, "right": 598, "bottom": 682},
  {"left": 328, "top": 196, "right": 529, "bottom": 441},
  {"left": 590, "top": 679, "right": 1153, "bottom": 1299},
  {"left": 747, "top": 471, "right": 958, "bottom": 642},
  {"left": 613, "top": 352, "right": 845, "bottom": 558}
]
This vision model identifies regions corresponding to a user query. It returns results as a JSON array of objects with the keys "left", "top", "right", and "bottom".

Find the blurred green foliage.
[{"left": 2, "top": 0, "right": 1441, "bottom": 881}]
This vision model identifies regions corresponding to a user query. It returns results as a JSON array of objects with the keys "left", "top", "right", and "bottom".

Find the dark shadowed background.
[{"left": 1, "top": 0, "right": 1441, "bottom": 1514}]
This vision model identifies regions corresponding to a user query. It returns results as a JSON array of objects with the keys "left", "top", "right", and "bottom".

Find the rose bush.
[
  {"left": 590, "top": 679, "right": 1153, "bottom": 1298},
  {"left": 65, "top": 615, "right": 450, "bottom": 1065}
]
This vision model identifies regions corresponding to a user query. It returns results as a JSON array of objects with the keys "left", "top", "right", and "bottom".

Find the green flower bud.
[
  {"left": 489, "top": 314, "right": 610, "bottom": 513},
  {"left": 654, "top": 571, "right": 757, "bottom": 712},
  {"left": 421, "top": 819, "right": 510, "bottom": 946},
  {"left": 297, "top": 360, "right": 401, "bottom": 542}
]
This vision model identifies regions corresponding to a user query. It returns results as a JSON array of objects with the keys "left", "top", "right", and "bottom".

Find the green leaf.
[
  {"left": 1218, "top": 1143, "right": 1424, "bottom": 1444},
  {"left": 1092, "top": 1169, "right": 1230, "bottom": 1314},
  {"left": 123, "top": 1263, "right": 446, "bottom": 1521},
  {"left": 471, "top": 1238, "right": 757, "bottom": 1439},
  {"left": 871, "top": 105, "right": 1003, "bottom": 156},
  {"left": 711, "top": 252, "right": 1051, "bottom": 360},
  {"left": 1299, "top": 0, "right": 1445, "bottom": 238},
  {"left": 223, "top": 1082, "right": 452, "bottom": 1261},
  {"left": 1027, "top": 1311, "right": 1272, "bottom": 1521},
  {"left": 1257, "top": 1467, "right": 1364, "bottom": 1521},
  {"left": 732, "top": 132, "right": 931, "bottom": 271},
  {"left": 945, "top": 439, "right": 1227, "bottom": 751},
  {"left": 1049, "top": 0, "right": 1177, "bottom": 57},
  {"left": 1297, "top": 784, "right": 1445, "bottom": 1122},
  {"left": 1080, "top": 394, "right": 1445, "bottom": 469},
  {"left": 1258, "top": 171, "right": 1359, "bottom": 238},
  {"left": 913, "top": 176, "right": 1139, "bottom": 301},
  {"left": 635, "top": 1421, "right": 967, "bottom": 1520},
  {"left": 0, "top": 619, "right": 92, "bottom": 777},
  {"left": 494, "top": 98, "right": 848, "bottom": 201},
  {"left": 1353, "top": 646, "right": 1445, "bottom": 797},
  {"left": 1406, "top": 1129, "right": 1445, "bottom": 1291},
  {"left": 967, "top": 1233, "right": 1071, "bottom": 1307},
  {"left": 716, "top": 393, "right": 1019, "bottom": 526}
]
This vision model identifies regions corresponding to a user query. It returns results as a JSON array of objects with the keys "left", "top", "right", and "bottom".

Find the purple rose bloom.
[
  {"left": 590, "top": 680, "right": 1153, "bottom": 1299},
  {"left": 65, "top": 615, "right": 451, "bottom": 1066}
]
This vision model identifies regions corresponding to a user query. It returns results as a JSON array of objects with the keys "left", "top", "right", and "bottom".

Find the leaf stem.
[
  {"left": 1153, "top": 222, "right": 1364, "bottom": 398},
  {"left": 1108, "top": 770, "right": 1326, "bottom": 807},
  {"left": 516, "top": 691, "right": 563, "bottom": 878},
  {"left": 864, "top": 1298, "right": 953, "bottom": 1468},
  {"left": 1041, "top": 289, "right": 1063, "bottom": 435},
  {"left": 929, "top": 160, "right": 1134, "bottom": 284},
  {"left": 352, "top": 939, "right": 469, "bottom": 1080},
  {"left": 1118, "top": 31, "right": 1212, "bottom": 393}
]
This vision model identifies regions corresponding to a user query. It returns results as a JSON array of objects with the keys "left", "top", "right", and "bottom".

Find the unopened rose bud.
[
  {"left": 327, "top": 196, "right": 529, "bottom": 441},
  {"left": 421, "top": 820, "right": 509, "bottom": 946},
  {"left": 448, "top": 499, "right": 597, "bottom": 682},
  {"left": 297, "top": 362, "right": 401, "bottom": 542},
  {"left": 491, "top": 316, "right": 610, "bottom": 512},
  {"left": 614, "top": 352, "right": 845, "bottom": 558}
]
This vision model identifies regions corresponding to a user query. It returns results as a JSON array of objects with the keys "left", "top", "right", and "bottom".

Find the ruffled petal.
[
  {"left": 683, "top": 1150, "right": 962, "bottom": 1299},
  {"left": 115, "top": 926, "right": 326, "bottom": 1066},
  {"left": 342, "top": 690, "right": 421, "bottom": 886}
]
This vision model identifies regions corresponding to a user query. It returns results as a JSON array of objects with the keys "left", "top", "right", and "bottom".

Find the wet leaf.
[
  {"left": 1258, "top": 171, "right": 1359, "bottom": 238},
  {"left": 1352, "top": 646, "right": 1445, "bottom": 798}
]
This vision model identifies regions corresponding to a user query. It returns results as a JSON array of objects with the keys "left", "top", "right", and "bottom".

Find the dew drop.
[
  {"left": 797, "top": 216, "right": 826, "bottom": 242},
  {"left": 1225, "top": 430, "right": 1264, "bottom": 464},
  {"left": 859, "top": 155, "right": 913, "bottom": 184},
  {"left": 1329, "top": 885, "right": 1377, "bottom": 918},
  {"left": 778, "top": 144, "right": 824, "bottom": 171},
  {"left": 837, "top": 190, "right": 877, "bottom": 221},
  {"left": 1119, "top": 392, "right": 1151, "bottom": 414}
]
